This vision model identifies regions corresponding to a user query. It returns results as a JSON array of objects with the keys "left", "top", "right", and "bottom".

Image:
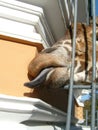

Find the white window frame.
[{"left": 0, "top": 0, "right": 55, "bottom": 48}]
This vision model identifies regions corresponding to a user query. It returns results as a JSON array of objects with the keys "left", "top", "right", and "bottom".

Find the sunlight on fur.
[{"left": 24, "top": 22, "right": 98, "bottom": 89}]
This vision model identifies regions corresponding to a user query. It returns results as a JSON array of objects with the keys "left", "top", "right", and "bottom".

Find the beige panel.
[{"left": 0, "top": 39, "right": 37, "bottom": 97}]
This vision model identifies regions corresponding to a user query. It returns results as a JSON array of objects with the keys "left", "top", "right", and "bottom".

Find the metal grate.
[
  {"left": 85, "top": 110, "right": 98, "bottom": 127},
  {"left": 63, "top": 0, "right": 97, "bottom": 130}
]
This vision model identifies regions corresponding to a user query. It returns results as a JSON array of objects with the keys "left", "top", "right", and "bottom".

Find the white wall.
[{"left": 17, "top": 0, "right": 87, "bottom": 41}]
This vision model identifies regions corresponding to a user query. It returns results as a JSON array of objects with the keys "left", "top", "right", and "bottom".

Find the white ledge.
[{"left": 0, "top": 94, "right": 77, "bottom": 124}]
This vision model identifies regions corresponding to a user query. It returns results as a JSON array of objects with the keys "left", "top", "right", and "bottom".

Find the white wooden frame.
[{"left": 0, "top": 0, "right": 55, "bottom": 47}]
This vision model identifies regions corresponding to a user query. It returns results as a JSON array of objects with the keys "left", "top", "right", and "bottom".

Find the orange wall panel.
[{"left": 0, "top": 39, "right": 37, "bottom": 97}]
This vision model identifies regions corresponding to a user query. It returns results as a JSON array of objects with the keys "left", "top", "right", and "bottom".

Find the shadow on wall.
[
  {"left": 22, "top": 120, "right": 83, "bottom": 130},
  {"left": 24, "top": 87, "right": 68, "bottom": 112}
]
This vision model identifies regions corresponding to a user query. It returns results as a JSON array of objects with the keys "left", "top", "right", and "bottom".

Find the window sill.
[{"left": 0, "top": 94, "right": 76, "bottom": 123}]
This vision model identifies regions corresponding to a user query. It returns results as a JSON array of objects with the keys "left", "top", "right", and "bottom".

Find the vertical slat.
[
  {"left": 67, "top": 0, "right": 74, "bottom": 23},
  {"left": 91, "top": 0, "right": 96, "bottom": 130},
  {"left": 85, "top": 0, "right": 89, "bottom": 25},
  {"left": 57, "top": 0, "right": 67, "bottom": 29},
  {"left": 85, "top": 110, "right": 88, "bottom": 126},
  {"left": 97, "top": 111, "right": 98, "bottom": 127},
  {"left": 65, "top": 0, "right": 78, "bottom": 130}
]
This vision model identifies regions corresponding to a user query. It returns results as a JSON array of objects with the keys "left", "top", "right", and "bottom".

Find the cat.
[{"left": 24, "top": 23, "right": 98, "bottom": 89}]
